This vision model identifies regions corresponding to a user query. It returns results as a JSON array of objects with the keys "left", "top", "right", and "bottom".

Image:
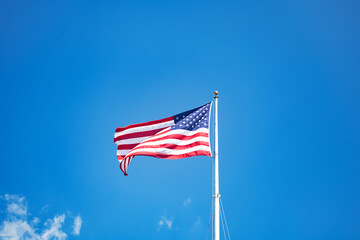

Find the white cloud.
[
  {"left": 158, "top": 216, "right": 173, "bottom": 230},
  {"left": 183, "top": 198, "right": 191, "bottom": 207},
  {"left": 41, "top": 214, "right": 67, "bottom": 240},
  {"left": 32, "top": 217, "right": 40, "bottom": 225},
  {"left": 4, "top": 194, "right": 25, "bottom": 202},
  {"left": 0, "top": 194, "right": 81, "bottom": 240},
  {"left": 0, "top": 220, "right": 38, "bottom": 240},
  {"left": 73, "top": 216, "right": 82, "bottom": 235},
  {"left": 7, "top": 203, "right": 27, "bottom": 216},
  {"left": 3, "top": 194, "right": 27, "bottom": 217}
]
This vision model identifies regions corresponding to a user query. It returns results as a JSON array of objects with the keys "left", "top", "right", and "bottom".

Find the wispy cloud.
[
  {"left": 4, "top": 194, "right": 27, "bottom": 216},
  {"left": 194, "top": 216, "right": 201, "bottom": 226},
  {"left": 32, "top": 217, "right": 40, "bottom": 225},
  {"left": 0, "top": 194, "right": 82, "bottom": 240},
  {"left": 73, "top": 216, "right": 82, "bottom": 235},
  {"left": 158, "top": 216, "right": 173, "bottom": 230},
  {"left": 183, "top": 197, "right": 191, "bottom": 207},
  {"left": 40, "top": 205, "right": 49, "bottom": 214},
  {"left": 41, "top": 214, "right": 67, "bottom": 240}
]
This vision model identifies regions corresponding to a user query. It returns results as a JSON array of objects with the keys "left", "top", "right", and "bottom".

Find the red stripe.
[
  {"left": 127, "top": 150, "right": 211, "bottom": 159},
  {"left": 132, "top": 141, "right": 210, "bottom": 151},
  {"left": 117, "top": 143, "right": 140, "bottom": 150},
  {"left": 142, "top": 132, "right": 209, "bottom": 144},
  {"left": 115, "top": 116, "right": 174, "bottom": 132},
  {"left": 114, "top": 127, "right": 168, "bottom": 142},
  {"left": 119, "top": 159, "right": 125, "bottom": 173}
]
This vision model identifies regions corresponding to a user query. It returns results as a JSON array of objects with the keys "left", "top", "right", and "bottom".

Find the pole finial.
[{"left": 214, "top": 91, "right": 218, "bottom": 98}]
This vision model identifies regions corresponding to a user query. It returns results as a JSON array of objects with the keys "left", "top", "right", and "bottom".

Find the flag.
[{"left": 114, "top": 102, "right": 212, "bottom": 175}]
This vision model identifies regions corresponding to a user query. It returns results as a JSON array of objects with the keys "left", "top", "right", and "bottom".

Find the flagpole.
[{"left": 213, "top": 91, "right": 220, "bottom": 240}]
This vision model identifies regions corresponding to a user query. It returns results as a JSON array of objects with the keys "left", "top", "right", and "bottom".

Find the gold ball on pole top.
[{"left": 214, "top": 91, "right": 219, "bottom": 98}]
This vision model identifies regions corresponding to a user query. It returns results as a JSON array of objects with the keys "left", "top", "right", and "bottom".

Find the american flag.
[{"left": 114, "top": 102, "right": 212, "bottom": 175}]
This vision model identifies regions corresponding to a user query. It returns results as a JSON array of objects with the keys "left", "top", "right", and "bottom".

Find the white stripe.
[
  {"left": 120, "top": 159, "right": 125, "bottom": 168},
  {"left": 125, "top": 157, "right": 130, "bottom": 169},
  {"left": 142, "top": 127, "right": 209, "bottom": 143},
  {"left": 128, "top": 145, "right": 211, "bottom": 156},
  {"left": 137, "top": 136, "right": 210, "bottom": 147},
  {"left": 114, "top": 119, "right": 174, "bottom": 138},
  {"left": 115, "top": 136, "right": 151, "bottom": 145},
  {"left": 117, "top": 149, "right": 132, "bottom": 156}
]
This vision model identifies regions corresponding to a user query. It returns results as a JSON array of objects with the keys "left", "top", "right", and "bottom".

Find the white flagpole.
[{"left": 213, "top": 91, "right": 220, "bottom": 240}]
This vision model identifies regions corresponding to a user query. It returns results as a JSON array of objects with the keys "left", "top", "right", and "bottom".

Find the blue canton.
[{"left": 172, "top": 102, "right": 212, "bottom": 131}]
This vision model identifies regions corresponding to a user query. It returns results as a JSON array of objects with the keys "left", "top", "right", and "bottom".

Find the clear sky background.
[{"left": 1, "top": 0, "right": 360, "bottom": 239}]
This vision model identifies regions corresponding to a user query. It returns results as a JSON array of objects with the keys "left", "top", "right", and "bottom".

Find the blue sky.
[{"left": 1, "top": 0, "right": 360, "bottom": 239}]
